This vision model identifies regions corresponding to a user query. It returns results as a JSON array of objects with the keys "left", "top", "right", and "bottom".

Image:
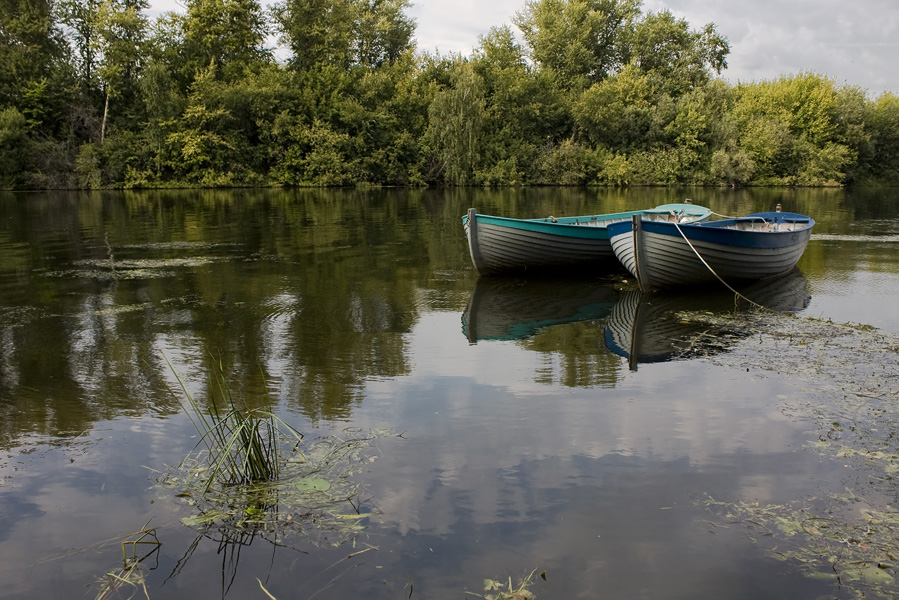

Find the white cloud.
[
  {"left": 407, "top": 1, "right": 520, "bottom": 54},
  {"left": 146, "top": 0, "right": 185, "bottom": 16},
  {"left": 641, "top": 0, "right": 898, "bottom": 95}
]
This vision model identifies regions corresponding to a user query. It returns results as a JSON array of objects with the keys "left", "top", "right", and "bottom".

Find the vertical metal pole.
[
  {"left": 632, "top": 215, "right": 650, "bottom": 292},
  {"left": 466, "top": 208, "right": 486, "bottom": 275}
]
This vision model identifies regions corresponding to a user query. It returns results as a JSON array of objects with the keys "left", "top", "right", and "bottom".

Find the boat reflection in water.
[
  {"left": 461, "top": 275, "right": 618, "bottom": 343},
  {"left": 604, "top": 268, "right": 812, "bottom": 370}
]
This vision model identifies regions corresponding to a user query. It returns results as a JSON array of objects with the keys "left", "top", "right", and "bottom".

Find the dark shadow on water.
[
  {"left": 461, "top": 274, "right": 619, "bottom": 343},
  {"left": 460, "top": 269, "right": 811, "bottom": 373},
  {"left": 605, "top": 268, "right": 812, "bottom": 370}
]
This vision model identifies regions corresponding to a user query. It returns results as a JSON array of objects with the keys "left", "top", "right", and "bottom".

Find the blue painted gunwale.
[
  {"left": 462, "top": 203, "right": 711, "bottom": 240},
  {"left": 606, "top": 211, "right": 814, "bottom": 249}
]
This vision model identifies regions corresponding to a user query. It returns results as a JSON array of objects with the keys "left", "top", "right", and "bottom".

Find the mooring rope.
[{"left": 671, "top": 220, "right": 770, "bottom": 311}]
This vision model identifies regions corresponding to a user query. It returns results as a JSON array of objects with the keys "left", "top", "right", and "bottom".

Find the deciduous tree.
[
  {"left": 513, "top": 0, "right": 640, "bottom": 90},
  {"left": 624, "top": 10, "right": 728, "bottom": 95},
  {"left": 181, "top": 0, "right": 270, "bottom": 80}
]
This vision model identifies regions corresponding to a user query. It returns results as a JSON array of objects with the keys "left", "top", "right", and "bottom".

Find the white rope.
[{"left": 671, "top": 220, "right": 770, "bottom": 311}]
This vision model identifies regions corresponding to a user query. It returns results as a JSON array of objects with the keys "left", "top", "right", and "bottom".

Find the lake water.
[{"left": 1, "top": 187, "right": 898, "bottom": 599}]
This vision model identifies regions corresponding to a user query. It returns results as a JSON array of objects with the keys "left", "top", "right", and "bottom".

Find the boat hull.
[
  {"left": 608, "top": 212, "right": 814, "bottom": 292},
  {"left": 463, "top": 204, "right": 711, "bottom": 276}
]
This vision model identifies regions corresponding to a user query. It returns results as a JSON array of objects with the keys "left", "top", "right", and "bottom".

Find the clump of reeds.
[
  {"left": 164, "top": 355, "right": 301, "bottom": 493},
  {"left": 158, "top": 354, "right": 392, "bottom": 552}
]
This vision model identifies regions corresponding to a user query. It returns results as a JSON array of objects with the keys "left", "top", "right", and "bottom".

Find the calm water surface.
[{"left": 1, "top": 187, "right": 898, "bottom": 599}]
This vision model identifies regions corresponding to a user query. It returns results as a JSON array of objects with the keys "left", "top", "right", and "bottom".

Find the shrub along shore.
[{"left": 2, "top": 0, "right": 898, "bottom": 190}]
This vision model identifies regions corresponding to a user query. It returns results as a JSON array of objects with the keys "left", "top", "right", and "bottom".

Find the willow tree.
[
  {"left": 732, "top": 73, "right": 855, "bottom": 185},
  {"left": 471, "top": 25, "right": 568, "bottom": 184},
  {"left": 95, "top": 0, "right": 148, "bottom": 140},
  {"left": 353, "top": 0, "right": 415, "bottom": 70},
  {"left": 0, "top": 0, "right": 75, "bottom": 186},
  {"left": 272, "top": 0, "right": 354, "bottom": 71},
  {"left": 272, "top": 0, "right": 415, "bottom": 72},
  {"left": 863, "top": 93, "right": 899, "bottom": 184},
  {"left": 0, "top": 0, "right": 68, "bottom": 121},
  {"left": 426, "top": 62, "right": 485, "bottom": 185},
  {"left": 573, "top": 63, "right": 653, "bottom": 151},
  {"left": 57, "top": 0, "right": 102, "bottom": 88}
]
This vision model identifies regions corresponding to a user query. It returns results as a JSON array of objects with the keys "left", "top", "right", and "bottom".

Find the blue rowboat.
[
  {"left": 462, "top": 203, "right": 712, "bottom": 276},
  {"left": 608, "top": 210, "right": 815, "bottom": 292}
]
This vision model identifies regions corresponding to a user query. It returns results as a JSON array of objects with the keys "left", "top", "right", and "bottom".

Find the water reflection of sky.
[
  {"left": 806, "top": 268, "right": 899, "bottom": 333},
  {"left": 2, "top": 190, "right": 896, "bottom": 599},
  {"left": 343, "top": 311, "right": 845, "bottom": 598},
  {"left": 804, "top": 234, "right": 899, "bottom": 333}
]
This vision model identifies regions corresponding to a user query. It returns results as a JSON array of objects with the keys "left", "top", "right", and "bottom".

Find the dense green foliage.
[{"left": 1, "top": 0, "right": 897, "bottom": 188}]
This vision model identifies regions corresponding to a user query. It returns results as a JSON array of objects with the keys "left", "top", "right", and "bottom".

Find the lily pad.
[{"left": 295, "top": 477, "right": 331, "bottom": 492}]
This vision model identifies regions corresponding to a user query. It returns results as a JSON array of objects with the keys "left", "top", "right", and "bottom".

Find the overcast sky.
[{"left": 147, "top": 0, "right": 898, "bottom": 97}]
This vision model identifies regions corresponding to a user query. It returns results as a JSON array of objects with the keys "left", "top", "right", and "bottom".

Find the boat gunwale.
[
  {"left": 608, "top": 211, "right": 815, "bottom": 250},
  {"left": 462, "top": 204, "right": 711, "bottom": 234}
]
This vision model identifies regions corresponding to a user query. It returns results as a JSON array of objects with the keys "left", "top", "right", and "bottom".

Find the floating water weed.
[
  {"left": 701, "top": 492, "right": 898, "bottom": 595},
  {"left": 95, "top": 520, "right": 160, "bottom": 600},
  {"left": 160, "top": 355, "right": 391, "bottom": 548},
  {"left": 466, "top": 569, "right": 545, "bottom": 600},
  {"left": 683, "top": 311, "right": 899, "bottom": 599}
]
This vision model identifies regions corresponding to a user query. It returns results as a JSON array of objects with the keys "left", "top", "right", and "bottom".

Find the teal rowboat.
[
  {"left": 461, "top": 275, "right": 617, "bottom": 343},
  {"left": 462, "top": 203, "right": 711, "bottom": 276}
]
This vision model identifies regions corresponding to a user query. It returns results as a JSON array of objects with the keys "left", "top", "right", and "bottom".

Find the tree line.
[{"left": 1, "top": 0, "right": 898, "bottom": 190}]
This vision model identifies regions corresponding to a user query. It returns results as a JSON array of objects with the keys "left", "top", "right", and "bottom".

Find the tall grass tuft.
[
  {"left": 164, "top": 354, "right": 301, "bottom": 492},
  {"left": 159, "top": 354, "right": 389, "bottom": 550}
]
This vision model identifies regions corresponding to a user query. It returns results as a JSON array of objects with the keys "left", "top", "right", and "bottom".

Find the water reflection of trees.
[
  {"left": 461, "top": 274, "right": 623, "bottom": 387},
  {"left": 0, "top": 189, "right": 458, "bottom": 445},
  {"left": 0, "top": 187, "right": 883, "bottom": 446}
]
